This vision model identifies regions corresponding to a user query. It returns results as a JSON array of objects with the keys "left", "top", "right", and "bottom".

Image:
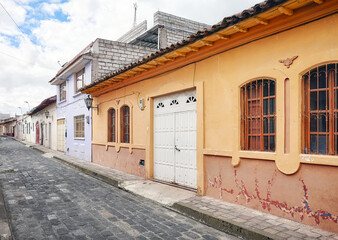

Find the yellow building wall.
[{"left": 91, "top": 13, "right": 338, "bottom": 231}]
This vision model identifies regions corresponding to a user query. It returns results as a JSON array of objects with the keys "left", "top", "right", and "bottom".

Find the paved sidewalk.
[
  {"left": 17, "top": 139, "right": 338, "bottom": 240},
  {"left": 173, "top": 197, "right": 338, "bottom": 240}
]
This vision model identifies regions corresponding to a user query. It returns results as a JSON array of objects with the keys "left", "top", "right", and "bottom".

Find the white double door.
[{"left": 153, "top": 89, "right": 197, "bottom": 188}]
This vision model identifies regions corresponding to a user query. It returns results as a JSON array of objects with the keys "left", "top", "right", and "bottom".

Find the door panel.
[
  {"left": 153, "top": 89, "right": 197, "bottom": 188},
  {"left": 174, "top": 110, "right": 197, "bottom": 187},
  {"left": 57, "top": 119, "right": 65, "bottom": 152},
  {"left": 154, "top": 113, "right": 175, "bottom": 182}
]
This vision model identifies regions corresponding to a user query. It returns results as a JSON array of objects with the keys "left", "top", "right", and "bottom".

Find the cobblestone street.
[{"left": 0, "top": 137, "right": 238, "bottom": 240}]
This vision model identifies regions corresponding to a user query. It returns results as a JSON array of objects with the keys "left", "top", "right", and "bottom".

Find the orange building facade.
[{"left": 82, "top": 0, "right": 338, "bottom": 232}]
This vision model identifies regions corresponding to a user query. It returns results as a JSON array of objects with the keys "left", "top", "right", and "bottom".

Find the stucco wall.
[
  {"left": 204, "top": 156, "right": 338, "bottom": 232},
  {"left": 29, "top": 103, "right": 57, "bottom": 150},
  {"left": 57, "top": 62, "right": 92, "bottom": 161},
  {"left": 92, "top": 144, "right": 145, "bottom": 178},
  {"left": 23, "top": 115, "right": 34, "bottom": 144}
]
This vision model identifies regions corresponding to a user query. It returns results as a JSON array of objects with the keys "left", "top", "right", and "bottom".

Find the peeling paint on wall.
[{"left": 208, "top": 170, "right": 338, "bottom": 225}]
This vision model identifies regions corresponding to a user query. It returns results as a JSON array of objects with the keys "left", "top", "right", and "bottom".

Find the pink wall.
[
  {"left": 204, "top": 156, "right": 338, "bottom": 232},
  {"left": 92, "top": 144, "right": 145, "bottom": 178}
]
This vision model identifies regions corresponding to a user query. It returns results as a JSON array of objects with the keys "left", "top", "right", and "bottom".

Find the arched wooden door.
[
  {"left": 40, "top": 123, "right": 44, "bottom": 145},
  {"left": 36, "top": 122, "right": 39, "bottom": 144}
]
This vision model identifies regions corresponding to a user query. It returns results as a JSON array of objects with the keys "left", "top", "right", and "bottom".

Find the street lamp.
[
  {"left": 84, "top": 95, "right": 93, "bottom": 110},
  {"left": 18, "top": 107, "right": 23, "bottom": 115},
  {"left": 84, "top": 95, "right": 99, "bottom": 114},
  {"left": 24, "top": 101, "right": 30, "bottom": 112}
]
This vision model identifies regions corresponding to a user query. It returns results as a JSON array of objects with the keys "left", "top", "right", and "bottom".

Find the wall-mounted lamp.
[
  {"left": 84, "top": 95, "right": 99, "bottom": 114},
  {"left": 45, "top": 111, "right": 50, "bottom": 118},
  {"left": 139, "top": 98, "right": 145, "bottom": 111}
]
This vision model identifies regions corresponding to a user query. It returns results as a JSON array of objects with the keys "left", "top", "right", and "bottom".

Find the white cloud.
[
  {"left": 0, "top": 0, "right": 262, "bottom": 116},
  {"left": 40, "top": 2, "right": 61, "bottom": 16}
]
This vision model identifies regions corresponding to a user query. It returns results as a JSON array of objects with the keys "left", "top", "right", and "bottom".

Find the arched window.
[
  {"left": 241, "top": 79, "right": 276, "bottom": 151},
  {"left": 108, "top": 108, "right": 116, "bottom": 142},
  {"left": 302, "top": 63, "right": 337, "bottom": 155},
  {"left": 121, "top": 105, "right": 130, "bottom": 143}
]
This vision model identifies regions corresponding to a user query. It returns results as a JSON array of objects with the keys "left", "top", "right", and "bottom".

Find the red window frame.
[
  {"left": 108, "top": 108, "right": 116, "bottom": 142},
  {"left": 241, "top": 79, "right": 276, "bottom": 151},
  {"left": 302, "top": 63, "right": 338, "bottom": 155},
  {"left": 121, "top": 105, "right": 130, "bottom": 143}
]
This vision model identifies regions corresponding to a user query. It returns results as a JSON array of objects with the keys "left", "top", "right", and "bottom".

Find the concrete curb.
[
  {"left": 52, "top": 156, "right": 120, "bottom": 188},
  {"left": 172, "top": 202, "right": 276, "bottom": 240}
]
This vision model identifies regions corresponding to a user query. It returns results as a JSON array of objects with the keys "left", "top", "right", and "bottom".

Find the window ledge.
[
  {"left": 202, "top": 149, "right": 276, "bottom": 161},
  {"left": 239, "top": 150, "right": 276, "bottom": 161},
  {"left": 58, "top": 99, "right": 67, "bottom": 104},
  {"left": 203, "top": 149, "right": 232, "bottom": 157},
  {"left": 299, "top": 154, "right": 338, "bottom": 166},
  {"left": 74, "top": 137, "right": 85, "bottom": 140},
  {"left": 73, "top": 92, "right": 82, "bottom": 98}
]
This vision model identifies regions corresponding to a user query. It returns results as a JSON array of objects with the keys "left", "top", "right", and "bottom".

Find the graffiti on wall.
[{"left": 208, "top": 170, "right": 338, "bottom": 225}]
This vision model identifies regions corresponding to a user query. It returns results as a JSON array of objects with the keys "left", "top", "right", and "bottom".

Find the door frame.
[
  {"left": 152, "top": 88, "right": 198, "bottom": 188},
  {"left": 149, "top": 84, "right": 204, "bottom": 194}
]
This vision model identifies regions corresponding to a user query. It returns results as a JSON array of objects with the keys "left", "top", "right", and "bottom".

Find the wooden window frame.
[
  {"left": 121, "top": 105, "right": 130, "bottom": 143},
  {"left": 75, "top": 68, "right": 85, "bottom": 93},
  {"left": 241, "top": 79, "right": 276, "bottom": 152},
  {"left": 108, "top": 108, "right": 116, "bottom": 142},
  {"left": 302, "top": 63, "right": 338, "bottom": 155},
  {"left": 74, "top": 115, "right": 85, "bottom": 139},
  {"left": 59, "top": 82, "right": 66, "bottom": 101}
]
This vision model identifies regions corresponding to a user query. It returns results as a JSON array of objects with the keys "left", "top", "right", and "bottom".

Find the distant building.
[
  {"left": 0, "top": 117, "right": 16, "bottom": 136},
  {"left": 28, "top": 96, "right": 57, "bottom": 150}
]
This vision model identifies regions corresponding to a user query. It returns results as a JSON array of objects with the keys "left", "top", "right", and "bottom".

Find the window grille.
[
  {"left": 74, "top": 115, "right": 85, "bottom": 138},
  {"left": 108, "top": 109, "right": 116, "bottom": 142},
  {"left": 302, "top": 63, "right": 338, "bottom": 155},
  {"left": 121, "top": 106, "right": 130, "bottom": 143},
  {"left": 241, "top": 79, "right": 276, "bottom": 151}
]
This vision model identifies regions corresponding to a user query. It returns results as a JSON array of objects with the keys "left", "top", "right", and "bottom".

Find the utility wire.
[
  {"left": 0, "top": 0, "right": 25, "bottom": 36},
  {"left": 0, "top": 1, "right": 52, "bottom": 69},
  {"left": 0, "top": 50, "right": 31, "bottom": 64}
]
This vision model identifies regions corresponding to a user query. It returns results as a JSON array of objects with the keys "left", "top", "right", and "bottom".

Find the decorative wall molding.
[{"left": 279, "top": 56, "right": 298, "bottom": 68}]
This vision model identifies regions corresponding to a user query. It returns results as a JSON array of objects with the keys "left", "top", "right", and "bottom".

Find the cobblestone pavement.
[{"left": 0, "top": 137, "right": 238, "bottom": 240}]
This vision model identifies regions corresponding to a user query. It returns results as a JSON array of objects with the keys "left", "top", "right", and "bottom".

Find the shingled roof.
[{"left": 28, "top": 96, "right": 56, "bottom": 115}]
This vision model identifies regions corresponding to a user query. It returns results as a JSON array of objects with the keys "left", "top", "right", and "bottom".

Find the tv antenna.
[{"left": 133, "top": 2, "right": 137, "bottom": 27}]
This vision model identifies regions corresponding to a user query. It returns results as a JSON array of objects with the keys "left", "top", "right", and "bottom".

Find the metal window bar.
[
  {"left": 303, "top": 63, "right": 337, "bottom": 155},
  {"left": 242, "top": 79, "right": 276, "bottom": 151}
]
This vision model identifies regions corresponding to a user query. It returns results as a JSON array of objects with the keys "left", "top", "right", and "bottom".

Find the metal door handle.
[{"left": 175, "top": 145, "right": 180, "bottom": 151}]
